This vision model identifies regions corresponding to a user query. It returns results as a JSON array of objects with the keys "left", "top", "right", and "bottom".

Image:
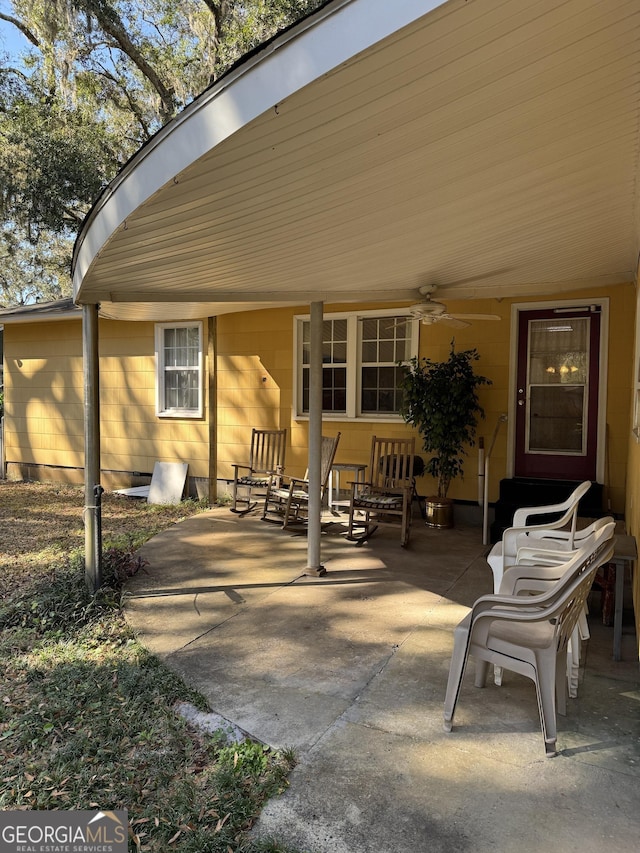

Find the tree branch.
[
  {"left": 83, "top": 1, "right": 178, "bottom": 122},
  {"left": 0, "top": 12, "right": 40, "bottom": 47},
  {"left": 94, "top": 63, "right": 153, "bottom": 139},
  {"left": 200, "top": 1, "right": 231, "bottom": 46}
]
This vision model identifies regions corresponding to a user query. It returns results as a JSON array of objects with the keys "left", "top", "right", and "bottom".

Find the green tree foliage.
[{"left": 0, "top": 0, "right": 325, "bottom": 305}]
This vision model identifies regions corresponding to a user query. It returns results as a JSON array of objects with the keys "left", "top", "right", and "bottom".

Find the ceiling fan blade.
[
  {"left": 449, "top": 313, "right": 501, "bottom": 321},
  {"left": 435, "top": 316, "right": 470, "bottom": 329},
  {"left": 386, "top": 317, "right": 413, "bottom": 331}
]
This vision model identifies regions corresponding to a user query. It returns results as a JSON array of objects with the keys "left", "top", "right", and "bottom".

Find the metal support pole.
[
  {"left": 82, "top": 302, "right": 102, "bottom": 592},
  {"left": 306, "top": 301, "right": 325, "bottom": 575}
]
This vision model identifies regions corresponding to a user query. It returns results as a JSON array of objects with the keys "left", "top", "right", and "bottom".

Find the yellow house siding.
[
  {"left": 3, "top": 286, "right": 634, "bottom": 514},
  {"left": 216, "top": 305, "right": 419, "bottom": 483},
  {"left": 216, "top": 309, "right": 288, "bottom": 480},
  {"left": 605, "top": 284, "right": 636, "bottom": 514},
  {"left": 216, "top": 287, "right": 634, "bottom": 507},
  {"left": 4, "top": 320, "right": 85, "bottom": 473},
  {"left": 3, "top": 317, "right": 210, "bottom": 487},
  {"left": 99, "top": 320, "right": 209, "bottom": 479},
  {"left": 413, "top": 286, "right": 634, "bottom": 509},
  {"left": 411, "top": 298, "right": 511, "bottom": 503}
]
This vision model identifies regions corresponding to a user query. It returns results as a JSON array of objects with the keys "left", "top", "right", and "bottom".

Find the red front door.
[{"left": 514, "top": 306, "right": 601, "bottom": 480}]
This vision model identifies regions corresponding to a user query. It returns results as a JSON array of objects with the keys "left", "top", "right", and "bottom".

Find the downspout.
[
  {"left": 82, "top": 302, "right": 102, "bottom": 592},
  {"left": 306, "top": 301, "right": 326, "bottom": 576}
]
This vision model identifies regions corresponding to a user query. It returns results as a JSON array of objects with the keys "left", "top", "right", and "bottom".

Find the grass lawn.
[{"left": 0, "top": 481, "right": 297, "bottom": 852}]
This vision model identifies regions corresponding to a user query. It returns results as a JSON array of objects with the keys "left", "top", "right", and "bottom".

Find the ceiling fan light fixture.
[{"left": 407, "top": 284, "right": 501, "bottom": 327}]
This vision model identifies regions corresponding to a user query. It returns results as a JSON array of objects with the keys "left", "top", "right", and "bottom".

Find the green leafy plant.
[{"left": 399, "top": 341, "right": 492, "bottom": 499}]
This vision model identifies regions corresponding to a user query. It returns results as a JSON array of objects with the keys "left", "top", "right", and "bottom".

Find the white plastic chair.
[
  {"left": 443, "top": 527, "right": 616, "bottom": 757},
  {"left": 486, "top": 481, "right": 592, "bottom": 593},
  {"left": 514, "top": 514, "right": 613, "bottom": 566},
  {"left": 485, "top": 480, "right": 592, "bottom": 687},
  {"left": 513, "top": 515, "right": 613, "bottom": 636},
  {"left": 499, "top": 518, "right": 615, "bottom": 698}
]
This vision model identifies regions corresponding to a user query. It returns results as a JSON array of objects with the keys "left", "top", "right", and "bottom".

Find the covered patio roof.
[{"left": 72, "top": 0, "right": 640, "bottom": 322}]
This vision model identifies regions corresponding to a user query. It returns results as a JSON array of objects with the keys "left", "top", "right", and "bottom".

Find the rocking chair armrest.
[
  {"left": 266, "top": 470, "right": 286, "bottom": 487},
  {"left": 350, "top": 480, "right": 412, "bottom": 496},
  {"left": 287, "top": 476, "right": 309, "bottom": 488},
  {"left": 349, "top": 479, "right": 373, "bottom": 491},
  {"left": 231, "top": 463, "right": 251, "bottom": 473}
]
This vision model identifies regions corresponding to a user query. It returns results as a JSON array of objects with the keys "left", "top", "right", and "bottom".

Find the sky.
[{"left": 0, "top": 1, "right": 32, "bottom": 62}]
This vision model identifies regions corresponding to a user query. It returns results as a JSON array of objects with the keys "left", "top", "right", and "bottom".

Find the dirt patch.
[{"left": 0, "top": 480, "right": 203, "bottom": 596}]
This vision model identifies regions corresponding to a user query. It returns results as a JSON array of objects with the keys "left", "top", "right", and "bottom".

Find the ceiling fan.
[{"left": 404, "top": 285, "right": 501, "bottom": 328}]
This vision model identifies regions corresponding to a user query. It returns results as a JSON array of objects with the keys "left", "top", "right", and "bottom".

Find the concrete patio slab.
[{"left": 124, "top": 506, "right": 640, "bottom": 853}]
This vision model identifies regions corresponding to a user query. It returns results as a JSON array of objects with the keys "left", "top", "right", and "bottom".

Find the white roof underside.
[{"left": 73, "top": 0, "right": 640, "bottom": 322}]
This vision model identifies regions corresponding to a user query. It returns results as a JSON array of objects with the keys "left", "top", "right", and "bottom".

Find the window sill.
[
  {"left": 157, "top": 410, "right": 203, "bottom": 419},
  {"left": 294, "top": 413, "right": 405, "bottom": 424}
]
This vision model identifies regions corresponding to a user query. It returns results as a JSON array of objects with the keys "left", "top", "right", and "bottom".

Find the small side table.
[
  {"left": 328, "top": 463, "right": 367, "bottom": 511},
  {"left": 610, "top": 534, "right": 637, "bottom": 661}
]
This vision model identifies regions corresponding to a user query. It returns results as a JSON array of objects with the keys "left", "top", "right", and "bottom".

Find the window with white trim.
[
  {"left": 295, "top": 310, "right": 417, "bottom": 419},
  {"left": 155, "top": 322, "right": 203, "bottom": 417}
]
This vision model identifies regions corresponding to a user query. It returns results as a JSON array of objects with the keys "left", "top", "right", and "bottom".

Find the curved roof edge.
[{"left": 72, "top": 0, "right": 443, "bottom": 302}]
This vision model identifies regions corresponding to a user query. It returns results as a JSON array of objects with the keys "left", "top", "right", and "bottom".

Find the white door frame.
[{"left": 507, "top": 297, "right": 609, "bottom": 483}]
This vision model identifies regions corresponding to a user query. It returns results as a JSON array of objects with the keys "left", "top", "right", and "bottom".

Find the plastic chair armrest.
[
  {"left": 511, "top": 481, "right": 590, "bottom": 526},
  {"left": 515, "top": 545, "right": 578, "bottom": 565},
  {"left": 502, "top": 518, "right": 577, "bottom": 561}
]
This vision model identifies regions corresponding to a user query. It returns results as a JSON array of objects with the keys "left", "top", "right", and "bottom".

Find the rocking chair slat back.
[
  {"left": 231, "top": 428, "right": 287, "bottom": 515},
  {"left": 370, "top": 436, "right": 415, "bottom": 490},
  {"left": 250, "top": 428, "right": 287, "bottom": 475},
  {"left": 262, "top": 433, "right": 341, "bottom": 527},
  {"left": 302, "top": 432, "right": 341, "bottom": 487},
  {"left": 347, "top": 435, "right": 416, "bottom": 547}
]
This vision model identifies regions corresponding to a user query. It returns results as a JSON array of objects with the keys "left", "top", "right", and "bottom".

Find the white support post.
[{"left": 306, "top": 301, "right": 325, "bottom": 576}]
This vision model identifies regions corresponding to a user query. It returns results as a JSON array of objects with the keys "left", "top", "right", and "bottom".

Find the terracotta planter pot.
[{"left": 424, "top": 496, "right": 454, "bottom": 529}]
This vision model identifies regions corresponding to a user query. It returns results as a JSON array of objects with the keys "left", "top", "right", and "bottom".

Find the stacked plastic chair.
[{"left": 444, "top": 522, "right": 615, "bottom": 756}]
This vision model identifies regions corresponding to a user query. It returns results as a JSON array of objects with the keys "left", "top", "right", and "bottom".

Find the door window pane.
[
  {"left": 527, "top": 318, "right": 589, "bottom": 455},
  {"left": 529, "top": 386, "right": 584, "bottom": 453},
  {"left": 529, "top": 319, "right": 588, "bottom": 384}
]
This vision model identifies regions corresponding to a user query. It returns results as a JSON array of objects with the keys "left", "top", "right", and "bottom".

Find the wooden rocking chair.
[
  {"left": 230, "top": 428, "right": 287, "bottom": 515},
  {"left": 262, "top": 433, "right": 341, "bottom": 528},
  {"left": 347, "top": 436, "right": 415, "bottom": 548}
]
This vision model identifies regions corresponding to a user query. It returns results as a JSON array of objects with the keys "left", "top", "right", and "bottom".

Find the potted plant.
[{"left": 398, "top": 340, "right": 492, "bottom": 527}]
